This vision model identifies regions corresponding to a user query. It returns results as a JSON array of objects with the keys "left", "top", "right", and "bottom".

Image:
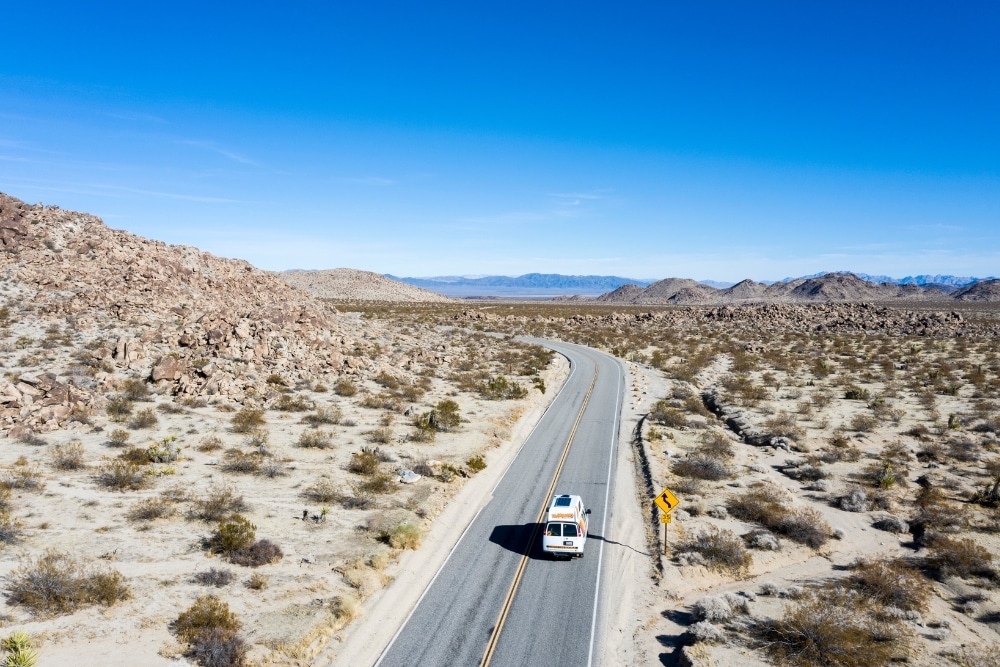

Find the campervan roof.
[{"left": 554, "top": 496, "right": 572, "bottom": 507}]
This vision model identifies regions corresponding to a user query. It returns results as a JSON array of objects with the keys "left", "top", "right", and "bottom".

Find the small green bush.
[
  {"left": 107, "top": 429, "right": 131, "bottom": 447},
  {"left": 230, "top": 408, "right": 265, "bottom": 434},
  {"left": 173, "top": 595, "right": 241, "bottom": 644},
  {"left": 121, "top": 379, "right": 150, "bottom": 401},
  {"left": 467, "top": 455, "right": 487, "bottom": 473},
  {"left": 210, "top": 515, "right": 256, "bottom": 555},
  {"left": 303, "top": 405, "right": 342, "bottom": 425},
  {"left": 348, "top": 448, "right": 381, "bottom": 475},
  {"left": 479, "top": 375, "right": 527, "bottom": 400},
  {"left": 389, "top": 523, "right": 423, "bottom": 550}
]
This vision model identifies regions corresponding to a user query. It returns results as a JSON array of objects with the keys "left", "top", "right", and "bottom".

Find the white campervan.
[{"left": 541, "top": 494, "right": 591, "bottom": 558}]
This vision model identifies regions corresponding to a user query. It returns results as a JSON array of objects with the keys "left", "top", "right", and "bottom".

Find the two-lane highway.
[{"left": 376, "top": 341, "right": 625, "bottom": 667}]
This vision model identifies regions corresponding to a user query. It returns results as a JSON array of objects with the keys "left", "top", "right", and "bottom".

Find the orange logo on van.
[{"left": 551, "top": 512, "right": 574, "bottom": 519}]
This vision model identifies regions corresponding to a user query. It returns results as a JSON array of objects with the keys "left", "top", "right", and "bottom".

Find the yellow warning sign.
[
  {"left": 660, "top": 513, "right": 672, "bottom": 524},
  {"left": 654, "top": 487, "right": 680, "bottom": 514}
]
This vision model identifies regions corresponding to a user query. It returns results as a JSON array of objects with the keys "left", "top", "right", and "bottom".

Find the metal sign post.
[{"left": 654, "top": 487, "right": 679, "bottom": 557}]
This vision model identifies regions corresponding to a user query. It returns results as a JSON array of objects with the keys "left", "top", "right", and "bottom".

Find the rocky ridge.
[
  {"left": 595, "top": 272, "right": 999, "bottom": 304},
  {"left": 0, "top": 193, "right": 426, "bottom": 436},
  {"left": 280, "top": 268, "right": 451, "bottom": 302}
]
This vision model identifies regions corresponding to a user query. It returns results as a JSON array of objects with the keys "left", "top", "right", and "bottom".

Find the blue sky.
[{"left": 1, "top": 1, "right": 997, "bottom": 281}]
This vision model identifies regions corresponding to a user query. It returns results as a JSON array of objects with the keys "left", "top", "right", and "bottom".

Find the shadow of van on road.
[{"left": 488, "top": 523, "right": 551, "bottom": 560}]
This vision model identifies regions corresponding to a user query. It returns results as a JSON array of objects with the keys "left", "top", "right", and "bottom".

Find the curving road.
[{"left": 376, "top": 340, "right": 625, "bottom": 667}]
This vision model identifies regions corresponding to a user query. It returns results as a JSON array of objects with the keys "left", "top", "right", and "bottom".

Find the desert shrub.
[
  {"left": 862, "top": 461, "right": 907, "bottom": 490},
  {"left": 366, "top": 426, "right": 394, "bottom": 444},
  {"left": 197, "top": 435, "right": 224, "bottom": 452},
  {"left": 127, "top": 497, "right": 176, "bottom": 522},
  {"left": 303, "top": 479, "right": 343, "bottom": 503},
  {"left": 333, "top": 379, "right": 357, "bottom": 397},
  {"left": 872, "top": 515, "right": 909, "bottom": 534},
  {"left": 693, "top": 592, "right": 749, "bottom": 622},
  {"left": 352, "top": 472, "right": 396, "bottom": 496},
  {"left": 728, "top": 484, "right": 787, "bottom": 524},
  {"left": 675, "top": 527, "right": 752, "bottom": 575},
  {"left": 296, "top": 429, "right": 333, "bottom": 449},
  {"left": 303, "top": 405, "right": 342, "bottom": 425},
  {"left": 230, "top": 539, "right": 283, "bottom": 568},
  {"left": 192, "top": 486, "right": 247, "bottom": 521},
  {"left": 729, "top": 484, "right": 831, "bottom": 548},
  {"left": 673, "top": 455, "right": 729, "bottom": 481},
  {"left": 95, "top": 460, "right": 148, "bottom": 491},
  {"left": 6, "top": 550, "right": 130, "bottom": 615},
  {"left": 819, "top": 433, "right": 861, "bottom": 463},
  {"left": 743, "top": 529, "right": 780, "bottom": 551},
  {"left": 782, "top": 461, "right": 827, "bottom": 482},
  {"left": 121, "top": 379, "right": 150, "bottom": 401},
  {"left": 190, "top": 626, "right": 247, "bottom": 667},
  {"left": 50, "top": 441, "right": 85, "bottom": 470},
  {"left": 348, "top": 448, "right": 381, "bottom": 475},
  {"left": 765, "top": 412, "right": 805, "bottom": 440},
  {"left": 107, "top": 429, "right": 131, "bottom": 447},
  {"left": 246, "top": 573, "right": 268, "bottom": 590},
  {"left": 173, "top": 595, "right": 241, "bottom": 644},
  {"left": 0, "top": 465, "right": 44, "bottom": 492},
  {"left": 839, "top": 487, "right": 870, "bottom": 513},
  {"left": 700, "top": 431, "right": 735, "bottom": 459},
  {"left": 649, "top": 400, "right": 688, "bottom": 428},
  {"left": 210, "top": 515, "right": 256, "bottom": 555},
  {"left": 849, "top": 413, "right": 880, "bottom": 433},
  {"left": 688, "top": 621, "right": 725, "bottom": 644},
  {"left": 772, "top": 508, "right": 832, "bottom": 549},
  {"left": 106, "top": 396, "right": 134, "bottom": 422},
  {"left": 757, "top": 587, "right": 910, "bottom": 667},
  {"left": 128, "top": 408, "right": 159, "bottom": 429},
  {"left": 272, "top": 393, "right": 311, "bottom": 412},
  {"left": 844, "top": 386, "right": 871, "bottom": 401},
  {"left": 388, "top": 523, "right": 423, "bottom": 550},
  {"left": 194, "top": 568, "right": 234, "bottom": 588},
  {"left": 926, "top": 537, "right": 995, "bottom": 581},
  {"left": 479, "top": 375, "right": 527, "bottom": 400},
  {"left": 360, "top": 393, "right": 401, "bottom": 411},
  {"left": 230, "top": 408, "right": 265, "bottom": 434},
  {"left": 846, "top": 559, "right": 931, "bottom": 612},
  {"left": 221, "top": 450, "right": 262, "bottom": 475},
  {"left": 157, "top": 401, "right": 187, "bottom": 414},
  {"left": 467, "top": 455, "right": 487, "bottom": 473}
]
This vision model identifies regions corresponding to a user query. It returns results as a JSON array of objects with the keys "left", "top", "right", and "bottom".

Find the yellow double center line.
[{"left": 479, "top": 361, "right": 599, "bottom": 667}]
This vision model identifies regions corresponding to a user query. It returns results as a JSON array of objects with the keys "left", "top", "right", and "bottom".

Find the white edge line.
[
  {"left": 587, "top": 354, "right": 624, "bottom": 667},
  {"left": 375, "top": 345, "right": 577, "bottom": 666}
]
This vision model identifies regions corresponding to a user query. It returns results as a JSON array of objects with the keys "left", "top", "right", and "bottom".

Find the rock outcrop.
[{"left": 279, "top": 268, "right": 451, "bottom": 302}]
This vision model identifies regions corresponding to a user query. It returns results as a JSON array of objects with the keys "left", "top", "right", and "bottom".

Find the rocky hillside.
[
  {"left": 0, "top": 193, "right": 399, "bottom": 436},
  {"left": 280, "top": 268, "right": 451, "bottom": 302},
  {"left": 596, "top": 272, "right": 999, "bottom": 304}
]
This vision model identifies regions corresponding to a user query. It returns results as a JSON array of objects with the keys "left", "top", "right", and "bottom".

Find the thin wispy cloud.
[
  {"left": 6, "top": 180, "right": 248, "bottom": 204},
  {"left": 331, "top": 176, "right": 396, "bottom": 186},
  {"left": 107, "top": 111, "right": 168, "bottom": 124},
  {"left": 180, "top": 140, "right": 259, "bottom": 166}
]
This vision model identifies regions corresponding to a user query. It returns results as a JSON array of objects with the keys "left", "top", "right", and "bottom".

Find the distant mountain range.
[
  {"left": 385, "top": 272, "right": 995, "bottom": 298},
  {"left": 385, "top": 273, "right": 656, "bottom": 297}
]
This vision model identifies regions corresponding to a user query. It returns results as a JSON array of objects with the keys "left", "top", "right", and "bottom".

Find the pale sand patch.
[{"left": 320, "top": 353, "right": 569, "bottom": 666}]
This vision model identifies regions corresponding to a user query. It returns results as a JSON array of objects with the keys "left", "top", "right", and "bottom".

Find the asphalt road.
[{"left": 376, "top": 340, "right": 625, "bottom": 667}]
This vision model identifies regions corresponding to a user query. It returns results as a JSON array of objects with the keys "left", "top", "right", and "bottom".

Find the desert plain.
[{"left": 1, "top": 193, "right": 1000, "bottom": 666}]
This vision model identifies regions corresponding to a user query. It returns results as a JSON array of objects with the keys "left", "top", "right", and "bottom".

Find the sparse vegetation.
[{"left": 6, "top": 550, "right": 130, "bottom": 615}]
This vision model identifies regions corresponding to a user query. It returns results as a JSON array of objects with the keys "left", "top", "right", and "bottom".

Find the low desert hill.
[
  {"left": 280, "top": 268, "right": 451, "bottom": 302},
  {"left": 595, "top": 272, "right": 1000, "bottom": 304}
]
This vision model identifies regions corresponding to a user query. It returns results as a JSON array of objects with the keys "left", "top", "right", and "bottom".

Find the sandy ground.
[{"left": 0, "top": 317, "right": 568, "bottom": 665}]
